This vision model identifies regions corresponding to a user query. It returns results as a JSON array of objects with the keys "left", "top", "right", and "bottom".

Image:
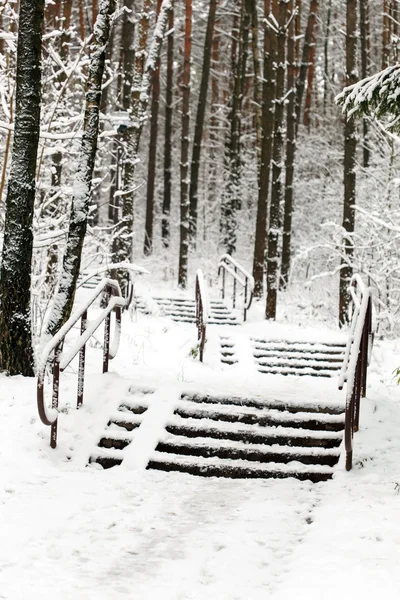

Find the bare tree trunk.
[
  {"left": 189, "top": 0, "right": 218, "bottom": 242},
  {"left": 252, "top": 0, "right": 276, "bottom": 297},
  {"left": 280, "top": 0, "right": 296, "bottom": 288},
  {"left": 119, "top": 0, "right": 171, "bottom": 265},
  {"left": 339, "top": 0, "right": 358, "bottom": 327},
  {"left": 221, "top": 0, "right": 251, "bottom": 255},
  {"left": 360, "top": 0, "right": 370, "bottom": 167},
  {"left": 323, "top": 0, "right": 332, "bottom": 115},
  {"left": 144, "top": 0, "right": 163, "bottom": 256},
  {"left": 382, "top": 0, "right": 391, "bottom": 69},
  {"left": 295, "top": 0, "right": 319, "bottom": 137},
  {"left": 0, "top": 0, "right": 45, "bottom": 376},
  {"left": 178, "top": 0, "right": 192, "bottom": 288},
  {"left": 162, "top": 2, "right": 174, "bottom": 247},
  {"left": 46, "top": 0, "right": 116, "bottom": 337},
  {"left": 303, "top": 20, "right": 317, "bottom": 129},
  {"left": 266, "top": 0, "right": 287, "bottom": 320}
]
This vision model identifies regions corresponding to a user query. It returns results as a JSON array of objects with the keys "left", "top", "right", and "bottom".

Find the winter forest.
[{"left": 0, "top": 0, "right": 399, "bottom": 371}]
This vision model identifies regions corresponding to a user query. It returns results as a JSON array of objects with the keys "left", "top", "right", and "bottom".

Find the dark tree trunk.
[
  {"left": 279, "top": 0, "right": 319, "bottom": 291},
  {"left": 280, "top": 0, "right": 296, "bottom": 289},
  {"left": 382, "top": 0, "right": 391, "bottom": 69},
  {"left": 339, "top": 0, "right": 358, "bottom": 327},
  {"left": 266, "top": 0, "right": 287, "bottom": 320},
  {"left": 162, "top": 2, "right": 174, "bottom": 248},
  {"left": 144, "top": 0, "right": 163, "bottom": 256},
  {"left": 359, "top": 0, "right": 370, "bottom": 167},
  {"left": 0, "top": 0, "right": 45, "bottom": 376},
  {"left": 178, "top": 0, "right": 193, "bottom": 288},
  {"left": 295, "top": 0, "right": 319, "bottom": 137},
  {"left": 252, "top": 0, "right": 276, "bottom": 297},
  {"left": 221, "top": 0, "right": 251, "bottom": 255},
  {"left": 46, "top": 0, "right": 116, "bottom": 337},
  {"left": 119, "top": 0, "right": 171, "bottom": 265},
  {"left": 323, "top": 0, "right": 332, "bottom": 115},
  {"left": 189, "top": 0, "right": 218, "bottom": 242}
]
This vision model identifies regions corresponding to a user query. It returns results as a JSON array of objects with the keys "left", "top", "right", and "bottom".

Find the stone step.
[
  {"left": 173, "top": 402, "right": 344, "bottom": 432},
  {"left": 147, "top": 452, "right": 334, "bottom": 483},
  {"left": 155, "top": 437, "right": 340, "bottom": 467}
]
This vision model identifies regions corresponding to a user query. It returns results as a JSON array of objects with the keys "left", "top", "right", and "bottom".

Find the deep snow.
[{"left": 2, "top": 279, "right": 400, "bottom": 599}]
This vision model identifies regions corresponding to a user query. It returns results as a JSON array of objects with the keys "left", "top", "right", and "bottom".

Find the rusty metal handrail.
[
  {"left": 195, "top": 269, "right": 210, "bottom": 362},
  {"left": 37, "top": 278, "right": 127, "bottom": 448},
  {"left": 218, "top": 254, "right": 254, "bottom": 321},
  {"left": 338, "top": 275, "right": 374, "bottom": 471}
]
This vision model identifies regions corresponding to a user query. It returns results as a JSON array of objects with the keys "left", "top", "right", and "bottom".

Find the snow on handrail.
[
  {"left": 37, "top": 279, "right": 127, "bottom": 448},
  {"left": 218, "top": 254, "right": 254, "bottom": 320},
  {"left": 338, "top": 274, "right": 374, "bottom": 471},
  {"left": 195, "top": 269, "right": 209, "bottom": 362}
]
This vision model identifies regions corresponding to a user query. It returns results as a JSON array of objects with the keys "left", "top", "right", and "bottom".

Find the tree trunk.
[
  {"left": 339, "top": 0, "right": 358, "bottom": 327},
  {"left": 323, "top": 0, "right": 332, "bottom": 115},
  {"left": 359, "top": 0, "right": 370, "bottom": 167},
  {"left": 189, "top": 0, "right": 218, "bottom": 243},
  {"left": 46, "top": 0, "right": 116, "bottom": 337},
  {"left": 0, "top": 0, "right": 45, "bottom": 376},
  {"left": 295, "top": 0, "right": 319, "bottom": 137},
  {"left": 252, "top": 0, "right": 276, "bottom": 297},
  {"left": 162, "top": 2, "right": 174, "bottom": 248},
  {"left": 178, "top": 0, "right": 192, "bottom": 288},
  {"left": 221, "top": 0, "right": 251, "bottom": 255},
  {"left": 280, "top": 0, "right": 296, "bottom": 288},
  {"left": 382, "top": 0, "right": 391, "bottom": 69},
  {"left": 119, "top": 0, "right": 171, "bottom": 265},
  {"left": 144, "top": 0, "right": 163, "bottom": 256},
  {"left": 266, "top": 0, "right": 287, "bottom": 320}
]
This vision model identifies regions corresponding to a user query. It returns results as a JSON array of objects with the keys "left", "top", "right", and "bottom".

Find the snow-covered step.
[
  {"left": 251, "top": 338, "right": 346, "bottom": 378},
  {"left": 173, "top": 400, "right": 344, "bottom": 432},
  {"left": 90, "top": 388, "right": 344, "bottom": 482},
  {"left": 155, "top": 436, "right": 341, "bottom": 467},
  {"left": 78, "top": 271, "right": 102, "bottom": 289},
  {"left": 152, "top": 296, "right": 239, "bottom": 325},
  {"left": 147, "top": 452, "right": 335, "bottom": 483}
]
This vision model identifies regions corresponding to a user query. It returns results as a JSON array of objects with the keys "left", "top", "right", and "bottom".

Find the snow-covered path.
[{"left": 2, "top": 298, "right": 400, "bottom": 598}]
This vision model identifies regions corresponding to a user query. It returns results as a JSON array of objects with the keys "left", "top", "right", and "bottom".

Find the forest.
[{"left": 0, "top": 0, "right": 399, "bottom": 376}]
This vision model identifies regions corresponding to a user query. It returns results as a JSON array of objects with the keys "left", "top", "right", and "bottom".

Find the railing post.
[
  {"left": 50, "top": 343, "right": 61, "bottom": 449},
  {"left": 77, "top": 310, "right": 87, "bottom": 407},
  {"left": 221, "top": 267, "right": 225, "bottom": 300},
  {"left": 233, "top": 266, "right": 237, "bottom": 309},
  {"left": 354, "top": 353, "right": 362, "bottom": 432},
  {"left": 103, "top": 311, "right": 111, "bottom": 373},
  {"left": 244, "top": 279, "right": 248, "bottom": 322}
]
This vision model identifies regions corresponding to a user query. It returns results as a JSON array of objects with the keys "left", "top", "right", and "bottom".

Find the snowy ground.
[{"left": 2, "top": 279, "right": 400, "bottom": 599}]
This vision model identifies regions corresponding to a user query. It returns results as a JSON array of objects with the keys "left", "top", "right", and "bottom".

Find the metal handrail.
[
  {"left": 338, "top": 275, "right": 374, "bottom": 471},
  {"left": 218, "top": 254, "right": 254, "bottom": 321},
  {"left": 195, "top": 269, "right": 210, "bottom": 362},
  {"left": 37, "top": 279, "right": 127, "bottom": 448}
]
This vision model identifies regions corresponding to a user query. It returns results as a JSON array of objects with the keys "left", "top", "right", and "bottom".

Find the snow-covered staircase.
[
  {"left": 137, "top": 295, "right": 239, "bottom": 325},
  {"left": 251, "top": 338, "right": 346, "bottom": 378},
  {"left": 90, "top": 388, "right": 344, "bottom": 483}
]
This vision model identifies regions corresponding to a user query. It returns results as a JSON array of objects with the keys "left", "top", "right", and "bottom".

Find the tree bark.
[
  {"left": 295, "top": 0, "right": 319, "bottom": 137},
  {"left": 339, "top": 0, "right": 358, "bottom": 327},
  {"left": 46, "top": 0, "right": 116, "bottom": 337},
  {"left": 252, "top": 0, "right": 276, "bottom": 297},
  {"left": 162, "top": 2, "right": 174, "bottom": 247},
  {"left": 221, "top": 0, "right": 251, "bottom": 255},
  {"left": 280, "top": 0, "right": 296, "bottom": 288},
  {"left": 0, "top": 0, "right": 45, "bottom": 376},
  {"left": 189, "top": 0, "right": 218, "bottom": 243},
  {"left": 359, "top": 0, "right": 370, "bottom": 167},
  {"left": 144, "top": 0, "right": 163, "bottom": 256},
  {"left": 266, "top": 0, "right": 287, "bottom": 320},
  {"left": 178, "top": 0, "right": 193, "bottom": 288}
]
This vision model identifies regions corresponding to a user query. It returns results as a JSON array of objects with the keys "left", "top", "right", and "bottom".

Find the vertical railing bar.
[
  {"left": 103, "top": 311, "right": 111, "bottom": 374},
  {"left": 77, "top": 310, "right": 87, "bottom": 408},
  {"left": 233, "top": 266, "right": 237, "bottom": 309},
  {"left": 244, "top": 279, "right": 248, "bottom": 322},
  {"left": 50, "top": 343, "right": 61, "bottom": 449}
]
